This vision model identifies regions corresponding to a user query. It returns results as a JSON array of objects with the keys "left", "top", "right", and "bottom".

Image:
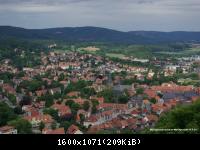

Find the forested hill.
[{"left": 0, "top": 26, "right": 200, "bottom": 44}]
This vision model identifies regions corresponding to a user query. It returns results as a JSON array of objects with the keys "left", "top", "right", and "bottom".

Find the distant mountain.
[{"left": 0, "top": 26, "right": 200, "bottom": 44}]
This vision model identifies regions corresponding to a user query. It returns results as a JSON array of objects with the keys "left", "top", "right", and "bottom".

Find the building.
[
  {"left": 0, "top": 126, "right": 17, "bottom": 134},
  {"left": 67, "top": 124, "right": 83, "bottom": 134},
  {"left": 51, "top": 103, "right": 71, "bottom": 117},
  {"left": 43, "top": 128, "right": 65, "bottom": 134}
]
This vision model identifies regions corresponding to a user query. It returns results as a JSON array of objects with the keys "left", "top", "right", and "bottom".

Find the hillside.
[
  {"left": 153, "top": 100, "right": 200, "bottom": 134},
  {"left": 0, "top": 26, "right": 200, "bottom": 44}
]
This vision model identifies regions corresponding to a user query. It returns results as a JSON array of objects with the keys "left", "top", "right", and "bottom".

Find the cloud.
[{"left": 0, "top": 0, "right": 200, "bottom": 31}]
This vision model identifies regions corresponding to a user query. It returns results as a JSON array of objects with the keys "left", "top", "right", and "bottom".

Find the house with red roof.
[
  {"left": 67, "top": 91, "right": 80, "bottom": 97},
  {"left": 0, "top": 126, "right": 17, "bottom": 134},
  {"left": 24, "top": 114, "right": 54, "bottom": 129},
  {"left": 72, "top": 98, "right": 86, "bottom": 105},
  {"left": 43, "top": 128, "right": 65, "bottom": 134},
  {"left": 84, "top": 115, "right": 100, "bottom": 127},
  {"left": 67, "top": 124, "right": 83, "bottom": 134},
  {"left": 51, "top": 103, "right": 71, "bottom": 117},
  {"left": 1, "top": 84, "right": 16, "bottom": 95}
]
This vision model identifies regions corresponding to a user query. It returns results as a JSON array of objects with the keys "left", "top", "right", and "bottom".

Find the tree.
[
  {"left": 39, "top": 121, "right": 45, "bottom": 132},
  {"left": 7, "top": 94, "right": 17, "bottom": 105},
  {"left": 79, "top": 114, "right": 85, "bottom": 124},
  {"left": 97, "top": 88, "right": 114, "bottom": 103},
  {"left": 44, "top": 94, "right": 54, "bottom": 107},
  {"left": 0, "top": 102, "right": 17, "bottom": 126},
  {"left": 81, "top": 88, "right": 96, "bottom": 98},
  {"left": 43, "top": 108, "right": 59, "bottom": 122},
  {"left": 65, "top": 100, "right": 75, "bottom": 107},
  {"left": 58, "top": 73, "right": 65, "bottom": 81},
  {"left": 14, "top": 106, "right": 23, "bottom": 114},
  {"left": 71, "top": 103, "right": 81, "bottom": 111},
  {"left": 20, "top": 95, "right": 32, "bottom": 106},
  {"left": 118, "top": 95, "right": 129, "bottom": 104},
  {"left": 154, "top": 100, "right": 200, "bottom": 133},
  {"left": 51, "top": 121, "right": 57, "bottom": 130},
  {"left": 150, "top": 98, "right": 157, "bottom": 104},
  {"left": 157, "top": 92, "right": 163, "bottom": 98},
  {"left": 83, "top": 101, "right": 90, "bottom": 111},
  {"left": 91, "top": 100, "right": 99, "bottom": 114},
  {"left": 53, "top": 92, "right": 62, "bottom": 99},
  {"left": 8, "top": 118, "right": 32, "bottom": 134},
  {"left": 60, "top": 121, "right": 71, "bottom": 133},
  {"left": 136, "top": 88, "right": 144, "bottom": 95}
]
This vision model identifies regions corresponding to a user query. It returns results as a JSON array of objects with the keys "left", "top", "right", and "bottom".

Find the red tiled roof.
[
  {"left": 51, "top": 104, "right": 71, "bottom": 116},
  {"left": 24, "top": 114, "right": 54, "bottom": 124},
  {"left": 126, "top": 118, "right": 137, "bottom": 125},
  {"left": 0, "top": 126, "right": 15, "bottom": 132},
  {"left": 131, "top": 109, "right": 140, "bottom": 115},
  {"left": 67, "top": 91, "right": 80, "bottom": 97},
  {"left": 151, "top": 84, "right": 193, "bottom": 92},
  {"left": 86, "top": 115, "right": 99, "bottom": 122},
  {"left": 2, "top": 84, "right": 16, "bottom": 94},
  {"left": 101, "top": 110, "right": 113, "bottom": 116},
  {"left": 96, "top": 97, "right": 104, "bottom": 104},
  {"left": 67, "top": 124, "right": 79, "bottom": 134},
  {"left": 146, "top": 114, "right": 159, "bottom": 122},
  {"left": 72, "top": 98, "right": 85, "bottom": 105},
  {"left": 46, "top": 128, "right": 65, "bottom": 134},
  {"left": 97, "top": 103, "right": 128, "bottom": 110}
]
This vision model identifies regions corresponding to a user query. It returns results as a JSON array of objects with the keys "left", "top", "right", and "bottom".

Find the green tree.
[
  {"left": 136, "top": 88, "right": 144, "bottom": 95},
  {"left": 71, "top": 103, "right": 81, "bottom": 112},
  {"left": 20, "top": 95, "right": 32, "bottom": 106},
  {"left": 118, "top": 95, "right": 129, "bottom": 104},
  {"left": 7, "top": 94, "right": 17, "bottom": 105},
  {"left": 8, "top": 118, "right": 32, "bottom": 134},
  {"left": 60, "top": 121, "right": 71, "bottom": 133},
  {"left": 44, "top": 94, "right": 54, "bottom": 107},
  {"left": 58, "top": 73, "right": 65, "bottom": 81},
  {"left": 14, "top": 106, "right": 23, "bottom": 114},
  {"left": 91, "top": 100, "right": 99, "bottom": 114},
  {"left": 39, "top": 121, "right": 45, "bottom": 132},
  {"left": 79, "top": 113, "right": 85, "bottom": 124},
  {"left": 83, "top": 101, "right": 90, "bottom": 111},
  {"left": 43, "top": 108, "right": 59, "bottom": 121},
  {"left": 97, "top": 88, "right": 114, "bottom": 103},
  {"left": 155, "top": 100, "right": 200, "bottom": 133},
  {"left": 150, "top": 98, "right": 157, "bottom": 104},
  {"left": 0, "top": 102, "right": 17, "bottom": 126},
  {"left": 51, "top": 121, "right": 57, "bottom": 130},
  {"left": 65, "top": 100, "right": 75, "bottom": 107},
  {"left": 81, "top": 88, "right": 96, "bottom": 98}
]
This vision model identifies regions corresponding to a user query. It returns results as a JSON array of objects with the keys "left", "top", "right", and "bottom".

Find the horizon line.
[{"left": 0, "top": 25, "right": 200, "bottom": 33}]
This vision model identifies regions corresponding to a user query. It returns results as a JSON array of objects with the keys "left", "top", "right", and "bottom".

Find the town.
[{"left": 1, "top": 47, "right": 200, "bottom": 134}]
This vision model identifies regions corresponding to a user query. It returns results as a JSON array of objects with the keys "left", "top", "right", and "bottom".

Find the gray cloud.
[{"left": 0, "top": 0, "right": 200, "bottom": 31}]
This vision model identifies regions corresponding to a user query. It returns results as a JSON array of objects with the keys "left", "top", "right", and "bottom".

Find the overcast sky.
[{"left": 0, "top": 0, "right": 200, "bottom": 31}]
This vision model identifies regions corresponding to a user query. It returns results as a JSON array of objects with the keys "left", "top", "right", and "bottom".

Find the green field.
[
  {"left": 155, "top": 48, "right": 200, "bottom": 56},
  {"left": 106, "top": 53, "right": 126, "bottom": 59}
]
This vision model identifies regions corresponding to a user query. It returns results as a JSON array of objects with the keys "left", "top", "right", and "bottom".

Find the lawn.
[{"left": 106, "top": 53, "right": 126, "bottom": 59}]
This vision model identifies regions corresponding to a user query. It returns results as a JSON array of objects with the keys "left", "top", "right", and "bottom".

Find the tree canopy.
[
  {"left": 0, "top": 102, "right": 17, "bottom": 126},
  {"left": 154, "top": 100, "right": 200, "bottom": 134}
]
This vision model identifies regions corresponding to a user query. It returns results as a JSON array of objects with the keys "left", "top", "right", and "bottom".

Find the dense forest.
[{"left": 1, "top": 26, "right": 200, "bottom": 44}]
